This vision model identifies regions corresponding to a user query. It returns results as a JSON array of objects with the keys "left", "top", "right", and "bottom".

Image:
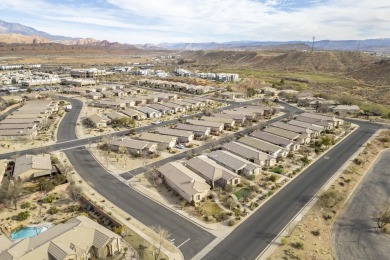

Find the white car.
[
  {"left": 175, "top": 144, "right": 185, "bottom": 149},
  {"left": 152, "top": 121, "right": 162, "bottom": 125}
]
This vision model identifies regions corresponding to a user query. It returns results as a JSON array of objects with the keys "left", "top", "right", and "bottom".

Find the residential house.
[
  {"left": 120, "top": 109, "right": 147, "bottom": 120},
  {"left": 13, "top": 154, "right": 53, "bottom": 180},
  {"left": 106, "top": 111, "right": 126, "bottom": 122},
  {"left": 212, "top": 113, "right": 246, "bottom": 125},
  {"left": 186, "top": 119, "right": 224, "bottom": 133},
  {"left": 109, "top": 138, "right": 157, "bottom": 155},
  {"left": 138, "top": 133, "right": 177, "bottom": 150},
  {"left": 0, "top": 216, "right": 122, "bottom": 259},
  {"left": 207, "top": 150, "right": 261, "bottom": 176},
  {"left": 222, "top": 142, "right": 276, "bottom": 167},
  {"left": 332, "top": 105, "right": 360, "bottom": 116},
  {"left": 161, "top": 102, "right": 186, "bottom": 113},
  {"left": 175, "top": 123, "right": 211, "bottom": 138},
  {"left": 185, "top": 155, "right": 241, "bottom": 188},
  {"left": 0, "top": 128, "right": 38, "bottom": 140},
  {"left": 147, "top": 104, "right": 174, "bottom": 115},
  {"left": 155, "top": 127, "right": 194, "bottom": 143},
  {"left": 85, "top": 114, "right": 107, "bottom": 128},
  {"left": 184, "top": 98, "right": 206, "bottom": 108},
  {"left": 119, "top": 98, "right": 136, "bottom": 107},
  {"left": 287, "top": 120, "right": 324, "bottom": 133},
  {"left": 238, "top": 136, "right": 288, "bottom": 158},
  {"left": 201, "top": 116, "right": 235, "bottom": 129},
  {"left": 220, "top": 92, "right": 246, "bottom": 100},
  {"left": 135, "top": 106, "right": 161, "bottom": 118},
  {"left": 157, "top": 162, "right": 210, "bottom": 203},
  {"left": 294, "top": 115, "right": 333, "bottom": 130},
  {"left": 250, "top": 130, "right": 300, "bottom": 151},
  {"left": 263, "top": 127, "right": 301, "bottom": 142},
  {"left": 300, "top": 112, "right": 344, "bottom": 127},
  {"left": 171, "top": 100, "right": 195, "bottom": 110},
  {"left": 222, "top": 109, "right": 256, "bottom": 121},
  {"left": 91, "top": 100, "right": 125, "bottom": 110},
  {"left": 270, "top": 121, "right": 316, "bottom": 138},
  {"left": 86, "top": 92, "right": 103, "bottom": 100}
]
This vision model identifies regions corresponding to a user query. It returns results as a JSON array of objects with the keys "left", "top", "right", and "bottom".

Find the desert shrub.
[
  {"left": 294, "top": 241, "right": 304, "bottom": 249},
  {"left": 48, "top": 207, "right": 59, "bottom": 215},
  {"left": 21, "top": 202, "right": 31, "bottom": 209},
  {"left": 280, "top": 237, "right": 288, "bottom": 245},
  {"left": 15, "top": 211, "right": 30, "bottom": 221},
  {"left": 311, "top": 229, "right": 320, "bottom": 236},
  {"left": 42, "top": 194, "right": 56, "bottom": 203},
  {"left": 269, "top": 175, "right": 277, "bottom": 182},
  {"left": 323, "top": 212, "right": 333, "bottom": 220},
  {"left": 228, "top": 219, "right": 236, "bottom": 226},
  {"left": 354, "top": 158, "right": 363, "bottom": 165},
  {"left": 319, "top": 190, "right": 344, "bottom": 208}
]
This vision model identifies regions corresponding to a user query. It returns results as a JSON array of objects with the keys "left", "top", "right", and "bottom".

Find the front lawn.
[
  {"left": 234, "top": 187, "right": 251, "bottom": 200},
  {"left": 200, "top": 202, "right": 224, "bottom": 216},
  {"left": 271, "top": 166, "right": 284, "bottom": 174}
]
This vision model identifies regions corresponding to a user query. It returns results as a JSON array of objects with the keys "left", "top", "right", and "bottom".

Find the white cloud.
[{"left": 0, "top": 0, "right": 389, "bottom": 43}]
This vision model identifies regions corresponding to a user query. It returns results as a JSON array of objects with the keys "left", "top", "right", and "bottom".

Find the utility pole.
[{"left": 312, "top": 36, "right": 315, "bottom": 52}]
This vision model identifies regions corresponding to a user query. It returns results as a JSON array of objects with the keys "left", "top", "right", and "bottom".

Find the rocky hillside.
[
  {"left": 0, "top": 42, "right": 140, "bottom": 56},
  {"left": 181, "top": 50, "right": 379, "bottom": 73},
  {"left": 0, "top": 33, "right": 50, "bottom": 44},
  {"left": 347, "top": 59, "right": 390, "bottom": 85}
]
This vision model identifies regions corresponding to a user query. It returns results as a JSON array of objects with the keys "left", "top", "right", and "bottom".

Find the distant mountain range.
[
  {"left": 158, "top": 39, "right": 390, "bottom": 53},
  {"left": 0, "top": 19, "right": 390, "bottom": 53}
]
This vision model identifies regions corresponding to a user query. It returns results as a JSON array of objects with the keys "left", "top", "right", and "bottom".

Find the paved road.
[
  {"left": 203, "top": 120, "right": 381, "bottom": 260},
  {"left": 332, "top": 150, "right": 390, "bottom": 260},
  {"left": 0, "top": 98, "right": 286, "bottom": 159},
  {"left": 64, "top": 147, "right": 215, "bottom": 259},
  {"left": 56, "top": 97, "right": 83, "bottom": 142}
]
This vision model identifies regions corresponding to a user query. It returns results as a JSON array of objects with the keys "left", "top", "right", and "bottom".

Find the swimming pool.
[{"left": 10, "top": 226, "right": 48, "bottom": 240}]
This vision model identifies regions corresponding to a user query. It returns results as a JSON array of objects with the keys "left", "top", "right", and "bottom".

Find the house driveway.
[{"left": 332, "top": 149, "right": 390, "bottom": 260}]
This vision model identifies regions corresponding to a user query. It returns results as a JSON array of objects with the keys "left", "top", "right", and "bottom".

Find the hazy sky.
[{"left": 0, "top": 0, "right": 388, "bottom": 44}]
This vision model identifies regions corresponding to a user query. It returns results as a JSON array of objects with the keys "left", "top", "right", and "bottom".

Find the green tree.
[{"left": 246, "top": 87, "right": 257, "bottom": 97}]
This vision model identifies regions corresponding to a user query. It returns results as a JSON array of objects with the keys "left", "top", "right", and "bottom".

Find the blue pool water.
[{"left": 10, "top": 226, "right": 48, "bottom": 240}]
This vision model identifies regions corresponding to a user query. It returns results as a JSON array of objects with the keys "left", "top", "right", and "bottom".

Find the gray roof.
[
  {"left": 13, "top": 154, "right": 52, "bottom": 178},
  {"left": 186, "top": 119, "right": 223, "bottom": 128},
  {"left": 155, "top": 127, "right": 194, "bottom": 138},
  {"left": 300, "top": 112, "right": 335, "bottom": 121},
  {"left": 207, "top": 150, "right": 254, "bottom": 171},
  {"left": 121, "top": 108, "right": 146, "bottom": 117},
  {"left": 87, "top": 114, "right": 105, "bottom": 124},
  {"left": 201, "top": 116, "right": 234, "bottom": 124},
  {"left": 212, "top": 113, "right": 246, "bottom": 120},
  {"left": 106, "top": 111, "right": 125, "bottom": 120},
  {"left": 222, "top": 141, "right": 272, "bottom": 162},
  {"left": 110, "top": 138, "right": 154, "bottom": 150},
  {"left": 238, "top": 136, "right": 282, "bottom": 154},
  {"left": 263, "top": 126, "right": 300, "bottom": 140},
  {"left": 175, "top": 123, "right": 210, "bottom": 133},
  {"left": 250, "top": 130, "right": 294, "bottom": 147},
  {"left": 295, "top": 115, "right": 332, "bottom": 127},
  {"left": 1, "top": 216, "right": 120, "bottom": 260},
  {"left": 270, "top": 121, "right": 312, "bottom": 134},
  {"left": 147, "top": 103, "right": 173, "bottom": 112},
  {"left": 138, "top": 132, "right": 177, "bottom": 143},
  {"left": 135, "top": 106, "right": 160, "bottom": 114},
  {"left": 288, "top": 120, "right": 324, "bottom": 131},
  {"left": 158, "top": 162, "right": 210, "bottom": 196},
  {"left": 186, "top": 155, "right": 239, "bottom": 181}
]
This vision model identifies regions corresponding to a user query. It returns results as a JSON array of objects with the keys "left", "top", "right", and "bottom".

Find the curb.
[{"left": 256, "top": 124, "right": 375, "bottom": 260}]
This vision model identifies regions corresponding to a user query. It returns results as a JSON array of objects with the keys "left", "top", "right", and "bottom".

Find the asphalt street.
[
  {"left": 203, "top": 120, "right": 381, "bottom": 260},
  {"left": 56, "top": 97, "right": 83, "bottom": 142},
  {"left": 332, "top": 150, "right": 390, "bottom": 260},
  {"left": 64, "top": 147, "right": 215, "bottom": 259}
]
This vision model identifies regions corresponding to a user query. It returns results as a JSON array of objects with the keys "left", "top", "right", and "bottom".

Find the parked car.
[
  {"left": 152, "top": 121, "right": 162, "bottom": 125},
  {"left": 175, "top": 144, "right": 185, "bottom": 149}
]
